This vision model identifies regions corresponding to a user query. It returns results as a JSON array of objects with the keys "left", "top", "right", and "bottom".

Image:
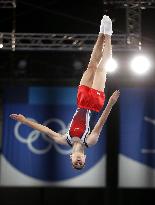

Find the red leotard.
[{"left": 65, "top": 108, "right": 91, "bottom": 147}]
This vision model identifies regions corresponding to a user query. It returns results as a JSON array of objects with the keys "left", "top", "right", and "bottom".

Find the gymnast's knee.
[{"left": 87, "top": 62, "right": 97, "bottom": 72}]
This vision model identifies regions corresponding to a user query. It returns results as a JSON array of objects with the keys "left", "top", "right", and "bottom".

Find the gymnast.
[{"left": 10, "top": 15, "right": 120, "bottom": 170}]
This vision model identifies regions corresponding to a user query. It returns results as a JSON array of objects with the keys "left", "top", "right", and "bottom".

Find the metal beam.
[
  {"left": 103, "top": 0, "right": 155, "bottom": 49},
  {"left": 0, "top": 0, "right": 15, "bottom": 8},
  {"left": 103, "top": 0, "right": 155, "bottom": 8},
  {"left": 0, "top": 32, "right": 138, "bottom": 51}
]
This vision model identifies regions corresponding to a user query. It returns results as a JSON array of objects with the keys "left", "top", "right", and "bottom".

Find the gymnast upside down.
[{"left": 10, "top": 15, "right": 120, "bottom": 170}]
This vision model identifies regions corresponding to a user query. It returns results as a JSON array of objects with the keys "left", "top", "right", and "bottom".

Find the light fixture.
[
  {"left": 0, "top": 33, "right": 3, "bottom": 48},
  {"left": 130, "top": 55, "right": 151, "bottom": 74},
  {"left": 105, "top": 58, "right": 118, "bottom": 73}
]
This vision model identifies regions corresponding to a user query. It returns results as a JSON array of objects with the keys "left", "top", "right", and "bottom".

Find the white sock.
[{"left": 102, "top": 15, "right": 113, "bottom": 36}]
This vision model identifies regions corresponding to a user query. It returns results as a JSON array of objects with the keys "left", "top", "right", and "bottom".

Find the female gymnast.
[{"left": 10, "top": 15, "right": 120, "bottom": 170}]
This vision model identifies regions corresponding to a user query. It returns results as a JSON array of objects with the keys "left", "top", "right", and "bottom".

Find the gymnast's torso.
[{"left": 65, "top": 108, "right": 93, "bottom": 147}]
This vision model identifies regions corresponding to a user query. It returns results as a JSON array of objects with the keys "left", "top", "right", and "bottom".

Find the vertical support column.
[
  {"left": 105, "top": 84, "right": 119, "bottom": 205},
  {"left": 126, "top": 0, "right": 142, "bottom": 50},
  {"left": 0, "top": 89, "right": 2, "bottom": 148},
  {"left": 12, "top": 0, "right": 16, "bottom": 51}
]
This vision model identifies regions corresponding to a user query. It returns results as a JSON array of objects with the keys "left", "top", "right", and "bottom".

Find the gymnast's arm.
[
  {"left": 86, "top": 90, "right": 120, "bottom": 146},
  {"left": 9, "top": 114, "right": 68, "bottom": 145}
]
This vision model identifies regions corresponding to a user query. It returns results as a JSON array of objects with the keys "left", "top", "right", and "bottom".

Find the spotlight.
[
  {"left": 130, "top": 55, "right": 151, "bottom": 74},
  {"left": 73, "top": 60, "right": 83, "bottom": 76},
  {"left": 105, "top": 58, "right": 118, "bottom": 73},
  {"left": 0, "top": 33, "right": 3, "bottom": 48},
  {"left": 73, "top": 60, "right": 82, "bottom": 71},
  {"left": 0, "top": 43, "right": 3, "bottom": 48}
]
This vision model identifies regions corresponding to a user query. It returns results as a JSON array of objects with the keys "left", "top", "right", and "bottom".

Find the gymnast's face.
[{"left": 70, "top": 152, "right": 86, "bottom": 170}]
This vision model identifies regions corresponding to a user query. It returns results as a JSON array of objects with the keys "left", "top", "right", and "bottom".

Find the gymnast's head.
[{"left": 70, "top": 150, "right": 86, "bottom": 170}]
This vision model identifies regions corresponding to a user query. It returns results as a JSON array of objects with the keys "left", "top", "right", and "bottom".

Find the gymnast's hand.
[
  {"left": 9, "top": 114, "right": 26, "bottom": 123},
  {"left": 109, "top": 90, "right": 120, "bottom": 106}
]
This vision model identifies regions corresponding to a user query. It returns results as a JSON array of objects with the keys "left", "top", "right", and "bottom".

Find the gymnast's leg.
[
  {"left": 92, "top": 16, "right": 113, "bottom": 91},
  {"left": 79, "top": 30, "right": 105, "bottom": 88}
]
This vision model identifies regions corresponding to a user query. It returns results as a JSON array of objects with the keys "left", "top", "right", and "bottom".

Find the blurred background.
[{"left": 0, "top": 0, "right": 155, "bottom": 204}]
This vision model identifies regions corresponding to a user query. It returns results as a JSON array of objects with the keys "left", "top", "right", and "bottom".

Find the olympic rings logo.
[{"left": 14, "top": 118, "right": 72, "bottom": 155}]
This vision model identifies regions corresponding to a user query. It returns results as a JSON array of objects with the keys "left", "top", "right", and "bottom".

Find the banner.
[
  {"left": 0, "top": 86, "right": 106, "bottom": 187},
  {"left": 119, "top": 88, "right": 155, "bottom": 187}
]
